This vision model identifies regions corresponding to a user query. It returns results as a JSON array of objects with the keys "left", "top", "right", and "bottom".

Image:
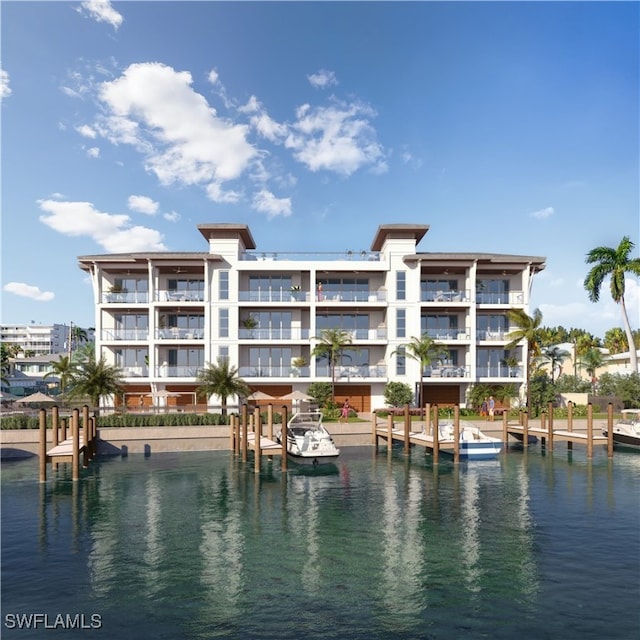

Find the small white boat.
[
  {"left": 602, "top": 409, "right": 640, "bottom": 450},
  {"left": 276, "top": 412, "right": 340, "bottom": 466},
  {"left": 435, "top": 420, "right": 503, "bottom": 461}
]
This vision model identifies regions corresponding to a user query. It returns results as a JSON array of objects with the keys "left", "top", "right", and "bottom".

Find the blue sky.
[{"left": 1, "top": 0, "right": 638, "bottom": 339}]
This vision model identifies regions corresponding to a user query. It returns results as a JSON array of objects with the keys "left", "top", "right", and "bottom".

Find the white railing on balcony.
[
  {"left": 241, "top": 250, "right": 381, "bottom": 261},
  {"left": 425, "top": 365, "right": 469, "bottom": 378},
  {"left": 153, "top": 366, "right": 201, "bottom": 378},
  {"left": 156, "top": 290, "right": 205, "bottom": 302},
  {"left": 157, "top": 328, "right": 205, "bottom": 340},
  {"left": 102, "top": 292, "right": 149, "bottom": 304},
  {"left": 476, "top": 291, "right": 524, "bottom": 304},
  {"left": 102, "top": 329, "right": 150, "bottom": 341},
  {"left": 476, "top": 329, "right": 509, "bottom": 340},
  {"left": 424, "top": 328, "right": 470, "bottom": 340},
  {"left": 238, "top": 328, "right": 310, "bottom": 340},
  {"left": 421, "top": 290, "right": 468, "bottom": 302},
  {"left": 122, "top": 366, "right": 148, "bottom": 377},
  {"left": 317, "top": 291, "right": 387, "bottom": 303},
  {"left": 476, "top": 366, "right": 522, "bottom": 378},
  {"left": 239, "top": 291, "right": 311, "bottom": 303}
]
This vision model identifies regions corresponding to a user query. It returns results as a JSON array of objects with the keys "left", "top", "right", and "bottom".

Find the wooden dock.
[
  {"left": 232, "top": 405, "right": 288, "bottom": 472},
  {"left": 39, "top": 405, "right": 98, "bottom": 482},
  {"left": 504, "top": 402, "right": 613, "bottom": 458}
]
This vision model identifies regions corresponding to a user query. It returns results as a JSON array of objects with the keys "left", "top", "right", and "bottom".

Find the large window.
[
  {"left": 248, "top": 276, "right": 292, "bottom": 301},
  {"left": 421, "top": 314, "right": 458, "bottom": 338},
  {"left": 246, "top": 311, "right": 292, "bottom": 339},
  {"left": 248, "top": 347, "right": 292, "bottom": 376},
  {"left": 319, "top": 278, "right": 370, "bottom": 302},
  {"left": 476, "top": 279, "right": 509, "bottom": 303},
  {"left": 316, "top": 313, "right": 368, "bottom": 337}
]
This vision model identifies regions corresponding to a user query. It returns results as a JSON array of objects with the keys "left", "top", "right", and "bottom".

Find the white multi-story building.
[
  {"left": 1, "top": 323, "right": 68, "bottom": 356},
  {"left": 78, "top": 223, "right": 546, "bottom": 411}
]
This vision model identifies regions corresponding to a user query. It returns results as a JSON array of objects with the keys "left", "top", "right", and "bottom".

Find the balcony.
[
  {"left": 477, "top": 366, "right": 522, "bottom": 378},
  {"left": 238, "top": 328, "right": 310, "bottom": 340},
  {"left": 316, "top": 364, "right": 388, "bottom": 379},
  {"left": 238, "top": 365, "right": 310, "bottom": 378},
  {"left": 424, "top": 328, "right": 470, "bottom": 341},
  {"left": 421, "top": 290, "right": 468, "bottom": 303},
  {"left": 157, "top": 290, "right": 205, "bottom": 302},
  {"left": 102, "top": 329, "right": 149, "bottom": 341},
  {"left": 476, "top": 329, "right": 509, "bottom": 341},
  {"left": 102, "top": 292, "right": 149, "bottom": 304},
  {"left": 317, "top": 290, "right": 387, "bottom": 303},
  {"left": 476, "top": 292, "right": 524, "bottom": 305},
  {"left": 157, "top": 328, "right": 204, "bottom": 340},
  {"left": 153, "top": 366, "right": 201, "bottom": 378},
  {"left": 425, "top": 365, "right": 469, "bottom": 378}
]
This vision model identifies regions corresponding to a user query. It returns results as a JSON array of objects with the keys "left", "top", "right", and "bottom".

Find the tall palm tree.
[
  {"left": 311, "top": 328, "right": 354, "bottom": 401},
  {"left": 540, "top": 345, "right": 570, "bottom": 383},
  {"left": 196, "top": 357, "right": 249, "bottom": 416},
  {"left": 44, "top": 354, "right": 76, "bottom": 393},
  {"left": 506, "top": 307, "right": 544, "bottom": 412},
  {"left": 578, "top": 348, "right": 607, "bottom": 395},
  {"left": 66, "top": 355, "right": 125, "bottom": 410},
  {"left": 393, "top": 334, "right": 447, "bottom": 414},
  {"left": 584, "top": 236, "right": 640, "bottom": 373}
]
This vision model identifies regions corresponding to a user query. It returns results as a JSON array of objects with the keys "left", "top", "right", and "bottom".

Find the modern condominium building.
[{"left": 78, "top": 223, "right": 546, "bottom": 412}]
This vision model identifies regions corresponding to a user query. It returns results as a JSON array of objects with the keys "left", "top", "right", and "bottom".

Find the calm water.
[{"left": 2, "top": 445, "right": 639, "bottom": 640}]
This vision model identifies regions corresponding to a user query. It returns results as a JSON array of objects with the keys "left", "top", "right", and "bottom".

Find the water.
[{"left": 2, "top": 445, "right": 639, "bottom": 639}]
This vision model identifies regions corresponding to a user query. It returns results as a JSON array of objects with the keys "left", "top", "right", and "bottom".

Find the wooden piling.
[
  {"left": 523, "top": 411, "right": 529, "bottom": 447},
  {"left": 72, "top": 409, "right": 80, "bottom": 481},
  {"left": 280, "top": 406, "right": 288, "bottom": 472},
  {"left": 387, "top": 414, "right": 393, "bottom": 458},
  {"left": 502, "top": 412, "right": 508, "bottom": 452},
  {"left": 254, "top": 407, "right": 262, "bottom": 474},
  {"left": 403, "top": 404, "right": 410, "bottom": 454},
  {"left": 453, "top": 406, "right": 460, "bottom": 464},
  {"left": 607, "top": 403, "right": 614, "bottom": 458},
  {"left": 241, "top": 404, "right": 248, "bottom": 463},
  {"left": 567, "top": 402, "right": 574, "bottom": 451},
  {"left": 38, "top": 408, "right": 47, "bottom": 483},
  {"left": 267, "top": 404, "right": 273, "bottom": 441},
  {"left": 587, "top": 403, "right": 594, "bottom": 459},
  {"left": 432, "top": 405, "right": 439, "bottom": 464},
  {"left": 82, "top": 405, "right": 90, "bottom": 468},
  {"left": 548, "top": 402, "right": 554, "bottom": 451},
  {"left": 372, "top": 411, "right": 378, "bottom": 448}
]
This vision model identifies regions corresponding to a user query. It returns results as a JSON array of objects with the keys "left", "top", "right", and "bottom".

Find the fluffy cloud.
[
  {"left": 308, "top": 69, "right": 338, "bottom": 89},
  {"left": 79, "top": 0, "right": 123, "bottom": 30},
  {"left": 97, "top": 62, "right": 257, "bottom": 199},
  {"left": 38, "top": 198, "right": 167, "bottom": 252},
  {"left": 252, "top": 189, "right": 292, "bottom": 219},
  {"left": 1, "top": 69, "right": 12, "bottom": 100},
  {"left": 3, "top": 282, "right": 54, "bottom": 302},
  {"left": 128, "top": 195, "right": 159, "bottom": 215},
  {"left": 530, "top": 206, "right": 555, "bottom": 219}
]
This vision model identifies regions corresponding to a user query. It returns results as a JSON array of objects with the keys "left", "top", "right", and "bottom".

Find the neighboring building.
[
  {"left": 78, "top": 223, "right": 546, "bottom": 411},
  {"left": 3, "top": 354, "right": 61, "bottom": 396},
  {"left": 1, "top": 323, "right": 68, "bottom": 357}
]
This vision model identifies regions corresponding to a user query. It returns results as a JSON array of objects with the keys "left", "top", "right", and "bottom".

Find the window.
[
  {"left": 249, "top": 347, "right": 292, "bottom": 376},
  {"left": 396, "top": 346, "right": 406, "bottom": 376},
  {"left": 316, "top": 313, "right": 368, "bottom": 338},
  {"left": 320, "top": 278, "right": 369, "bottom": 302},
  {"left": 219, "top": 308, "right": 229, "bottom": 338},
  {"left": 396, "top": 309, "right": 406, "bottom": 338},
  {"left": 219, "top": 271, "right": 229, "bottom": 300},
  {"left": 248, "top": 276, "right": 292, "bottom": 301},
  {"left": 396, "top": 271, "right": 406, "bottom": 301}
]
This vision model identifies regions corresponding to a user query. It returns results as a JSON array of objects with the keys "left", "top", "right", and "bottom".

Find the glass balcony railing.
[
  {"left": 238, "top": 328, "right": 310, "bottom": 340},
  {"left": 102, "top": 329, "right": 149, "bottom": 341},
  {"left": 421, "top": 290, "right": 468, "bottom": 302},
  {"left": 424, "top": 366, "right": 469, "bottom": 378},
  {"left": 424, "top": 328, "right": 470, "bottom": 340},
  {"left": 102, "top": 292, "right": 149, "bottom": 304},
  {"left": 156, "top": 328, "right": 204, "bottom": 340}
]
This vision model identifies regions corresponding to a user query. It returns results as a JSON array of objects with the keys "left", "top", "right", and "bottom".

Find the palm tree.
[
  {"left": 506, "top": 307, "right": 544, "bottom": 412},
  {"left": 578, "top": 348, "right": 607, "bottom": 395},
  {"left": 603, "top": 327, "right": 628, "bottom": 355},
  {"left": 393, "top": 334, "right": 447, "bottom": 414},
  {"left": 311, "top": 328, "right": 354, "bottom": 401},
  {"left": 584, "top": 236, "right": 640, "bottom": 373},
  {"left": 540, "top": 345, "right": 570, "bottom": 383},
  {"left": 44, "top": 354, "right": 76, "bottom": 393},
  {"left": 66, "top": 355, "right": 125, "bottom": 410},
  {"left": 196, "top": 357, "right": 249, "bottom": 416}
]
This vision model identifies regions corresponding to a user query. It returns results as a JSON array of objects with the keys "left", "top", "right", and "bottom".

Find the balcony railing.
[
  {"left": 476, "top": 366, "right": 522, "bottom": 378},
  {"left": 316, "top": 364, "right": 388, "bottom": 378},
  {"left": 476, "top": 329, "right": 509, "bottom": 340},
  {"left": 240, "top": 250, "right": 381, "bottom": 261},
  {"left": 238, "top": 366, "right": 310, "bottom": 378},
  {"left": 238, "top": 328, "right": 310, "bottom": 340},
  {"left": 156, "top": 290, "right": 205, "bottom": 302},
  {"left": 121, "top": 366, "right": 148, "bottom": 377},
  {"left": 425, "top": 366, "right": 469, "bottom": 378},
  {"left": 102, "top": 292, "right": 149, "bottom": 304},
  {"left": 102, "top": 329, "right": 149, "bottom": 341},
  {"left": 476, "top": 292, "right": 524, "bottom": 304},
  {"left": 424, "top": 329, "right": 470, "bottom": 341},
  {"left": 157, "top": 328, "right": 204, "bottom": 340},
  {"left": 317, "top": 291, "right": 387, "bottom": 303},
  {"left": 421, "top": 290, "right": 468, "bottom": 302},
  {"left": 153, "top": 366, "right": 201, "bottom": 378}
]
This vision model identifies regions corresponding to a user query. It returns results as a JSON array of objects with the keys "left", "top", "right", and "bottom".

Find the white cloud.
[
  {"left": 530, "top": 206, "right": 555, "bottom": 219},
  {"left": 252, "top": 189, "right": 292, "bottom": 219},
  {"left": 38, "top": 198, "right": 167, "bottom": 252},
  {"left": 285, "top": 99, "right": 385, "bottom": 175},
  {"left": 163, "top": 211, "right": 181, "bottom": 223},
  {"left": 1, "top": 69, "right": 11, "bottom": 100},
  {"left": 97, "top": 62, "right": 258, "bottom": 199},
  {"left": 128, "top": 195, "right": 159, "bottom": 215},
  {"left": 86, "top": 147, "right": 100, "bottom": 158},
  {"left": 76, "top": 124, "right": 97, "bottom": 138},
  {"left": 79, "top": 0, "right": 123, "bottom": 30},
  {"left": 308, "top": 70, "right": 338, "bottom": 89},
  {"left": 3, "top": 282, "right": 55, "bottom": 302}
]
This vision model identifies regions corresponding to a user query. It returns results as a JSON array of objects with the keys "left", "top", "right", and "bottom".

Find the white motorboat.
[
  {"left": 435, "top": 420, "right": 503, "bottom": 461},
  {"left": 602, "top": 409, "right": 640, "bottom": 450},
  {"left": 276, "top": 412, "right": 340, "bottom": 466}
]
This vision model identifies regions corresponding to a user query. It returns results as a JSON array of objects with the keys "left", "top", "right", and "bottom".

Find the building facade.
[
  {"left": 1, "top": 323, "right": 69, "bottom": 357},
  {"left": 78, "top": 223, "right": 546, "bottom": 412}
]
